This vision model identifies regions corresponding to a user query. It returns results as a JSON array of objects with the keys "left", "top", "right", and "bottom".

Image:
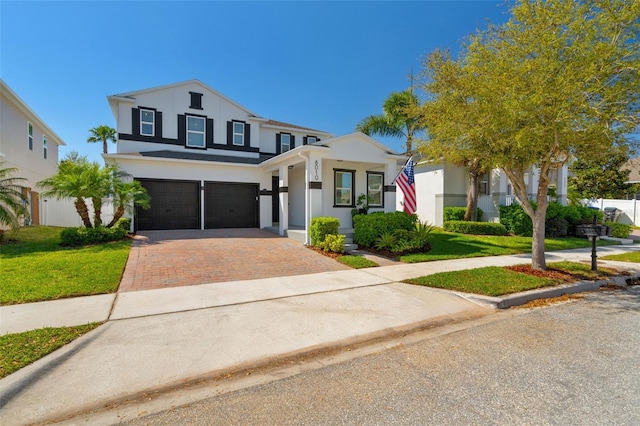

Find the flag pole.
[{"left": 393, "top": 155, "right": 414, "bottom": 184}]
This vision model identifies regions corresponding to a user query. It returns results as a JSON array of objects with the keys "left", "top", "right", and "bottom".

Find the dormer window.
[
  {"left": 140, "top": 109, "right": 155, "bottom": 136},
  {"left": 233, "top": 121, "right": 245, "bottom": 146},
  {"left": 307, "top": 136, "right": 317, "bottom": 144}
]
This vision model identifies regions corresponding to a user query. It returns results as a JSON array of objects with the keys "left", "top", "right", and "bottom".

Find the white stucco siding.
[
  {"left": 0, "top": 91, "right": 60, "bottom": 188},
  {"left": 405, "top": 164, "right": 445, "bottom": 226},
  {"left": 288, "top": 166, "right": 306, "bottom": 227}
]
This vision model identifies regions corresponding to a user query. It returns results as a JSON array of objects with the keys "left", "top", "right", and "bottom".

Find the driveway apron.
[{"left": 118, "top": 229, "right": 350, "bottom": 292}]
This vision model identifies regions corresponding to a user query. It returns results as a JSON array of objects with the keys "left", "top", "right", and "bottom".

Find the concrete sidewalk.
[{"left": 1, "top": 245, "right": 639, "bottom": 426}]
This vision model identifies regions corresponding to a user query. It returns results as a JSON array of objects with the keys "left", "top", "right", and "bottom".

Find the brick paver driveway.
[{"left": 118, "top": 229, "right": 350, "bottom": 292}]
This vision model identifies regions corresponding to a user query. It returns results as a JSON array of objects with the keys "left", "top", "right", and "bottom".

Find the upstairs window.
[
  {"left": 187, "top": 116, "right": 206, "bottom": 148},
  {"left": 281, "top": 133, "right": 291, "bottom": 153},
  {"left": 140, "top": 109, "right": 155, "bottom": 136},
  {"left": 43, "top": 135, "right": 48, "bottom": 159},
  {"left": 367, "top": 172, "right": 384, "bottom": 207},
  {"left": 306, "top": 136, "right": 317, "bottom": 144},
  {"left": 27, "top": 122, "right": 33, "bottom": 150},
  {"left": 334, "top": 170, "right": 355, "bottom": 207},
  {"left": 233, "top": 121, "right": 245, "bottom": 146}
]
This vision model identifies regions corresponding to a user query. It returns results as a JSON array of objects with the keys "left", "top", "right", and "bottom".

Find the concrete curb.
[{"left": 456, "top": 273, "right": 640, "bottom": 309}]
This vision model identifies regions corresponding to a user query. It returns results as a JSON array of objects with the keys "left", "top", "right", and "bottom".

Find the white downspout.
[{"left": 298, "top": 152, "right": 311, "bottom": 245}]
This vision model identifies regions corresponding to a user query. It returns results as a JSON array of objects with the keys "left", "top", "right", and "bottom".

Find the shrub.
[
  {"left": 605, "top": 222, "right": 631, "bottom": 238},
  {"left": 310, "top": 217, "right": 340, "bottom": 246},
  {"left": 443, "top": 206, "right": 484, "bottom": 222},
  {"left": 61, "top": 226, "right": 127, "bottom": 246},
  {"left": 114, "top": 217, "right": 131, "bottom": 232},
  {"left": 354, "top": 211, "right": 417, "bottom": 247},
  {"left": 545, "top": 216, "right": 569, "bottom": 238},
  {"left": 317, "top": 234, "right": 346, "bottom": 253},
  {"left": 499, "top": 203, "right": 533, "bottom": 236},
  {"left": 413, "top": 221, "right": 435, "bottom": 247},
  {"left": 374, "top": 232, "right": 397, "bottom": 250},
  {"left": 443, "top": 220, "right": 508, "bottom": 236}
]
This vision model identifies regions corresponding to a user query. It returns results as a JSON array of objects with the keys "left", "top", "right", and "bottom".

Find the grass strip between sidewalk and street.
[
  {"left": 337, "top": 255, "right": 379, "bottom": 268},
  {"left": 1, "top": 226, "right": 131, "bottom": 306},
  {"left": 404, "top": 261, "right": 618, "bottom": 297},
  {"left": 600, "top": 251, "right": 640, "bottom": 263},
  {"left": 0, "top": 323, "right": 102, "bottom": 379}
]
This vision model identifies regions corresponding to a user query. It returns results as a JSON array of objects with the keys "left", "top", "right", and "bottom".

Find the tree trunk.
[
  {"left": 464, "top": 160, "right": 482, "bottom": 221},
  {"left": 74, "top": 198, "right": 93, "bottom": 228},
  {"left": 106, "top": 206, "right": 125, "bottom": 228},
  {"left": 103, "top": 139, "right": 108, "bottom": 154},
  {"left": 531, "top": 207, "right": 547, "bottom": 270},
  {"left": 92, "top": 197, "right": 103, "bottom": 226}
]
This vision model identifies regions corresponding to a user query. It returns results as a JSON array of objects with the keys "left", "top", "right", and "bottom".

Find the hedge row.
[{"left": 443, "top": 220, "right": 508, "bottom": 236}]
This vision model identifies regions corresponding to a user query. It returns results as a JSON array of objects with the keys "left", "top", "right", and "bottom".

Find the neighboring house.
[
  {"left": 398, "top": 160, "right": 569, "bottom": 226},
  {"left": 0, "top": 79, "right": 66, "bottom": 227},
  {"left": 103, "top": 80, "right": 405, "bottom": 242},
  {"left": 625, "top": 157, "right": 640, "bottom": 186}
]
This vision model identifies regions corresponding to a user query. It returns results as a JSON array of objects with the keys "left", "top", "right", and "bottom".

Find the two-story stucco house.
[
  {"left": 0, "top": 79, "right": 66, "bottom": 227},
  {"left": 103, "top": 80, "right": 405, "bottom": 243}
]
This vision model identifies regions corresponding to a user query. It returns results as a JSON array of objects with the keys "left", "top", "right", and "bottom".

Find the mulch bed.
[{"left": 505, "top": 264, "right": 578, "bottom": 282}]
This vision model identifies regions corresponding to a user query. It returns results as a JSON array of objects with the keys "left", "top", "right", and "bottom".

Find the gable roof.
[
  {"left": 262, "top": 119, "right": 332, "bottom": 136},
  {"left": 315, "top": 132, "right": 404, "bottom": 156},
  {"left": 107, "top": 79, "right": 262, "bottom": 118},
  {"left": 0, "top": 79, "right": 66, "bottom": 146}
]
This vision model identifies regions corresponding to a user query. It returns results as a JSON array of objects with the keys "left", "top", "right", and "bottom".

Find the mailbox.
[{"left": 575, "top": 224, "right": 612, "bottom": 238}]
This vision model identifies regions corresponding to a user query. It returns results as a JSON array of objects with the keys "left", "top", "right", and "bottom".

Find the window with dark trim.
[
  {"left": 140, "top": 109, "right": 155, "bottom": 136},
  {"left": 334, "top": 169, "right": 355, "bottom": 207},
  {"left": 189, "top": 92, "right": 203, "bottom": 109},
  {"left": 233, "top": 121, "right": 245, "bottom": 146},
  {"left": 187, "top": 116, "right": 206, "bottom": 148},
  {"left": 306, "top": 136, "right": 317, "bottom": 144},
  {"left": 27, "top": 122, "right": 33, "bottom": 150},
  {"left": 367, "top": 172, "right": 384, "bottom": 207},
  {"left": 43, "top": 135, "right": 48, "bottom": 159},
  {"left": 479, "top": 172, "right": 490, "bottom": 195},
  {"left": 281, "top": 133, "right": 291, "bottom": 153}
]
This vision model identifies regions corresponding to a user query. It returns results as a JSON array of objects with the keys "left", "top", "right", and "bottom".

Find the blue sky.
[{"left": 1, "top": 1, "right": 509, "bottom": 164}]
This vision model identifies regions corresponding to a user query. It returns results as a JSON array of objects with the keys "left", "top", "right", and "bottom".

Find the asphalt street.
[{"left": 121, "top": 285, "right": 640, "bottom": 426}]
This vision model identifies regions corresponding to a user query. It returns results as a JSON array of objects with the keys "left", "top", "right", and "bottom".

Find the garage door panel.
[
  {"left": 137, "top": 179, "right": 200, "bottom": 231},
  {"left": 205, "top": 182, "right": 258, "bottom": 229}
]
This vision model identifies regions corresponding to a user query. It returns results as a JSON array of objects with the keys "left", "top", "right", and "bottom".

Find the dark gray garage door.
[
  {"left": 205, "top": 182, "right": 258, "bottom": 228},
  {"left": 136, "top": 179, "right": 200, "bottom": 231}
]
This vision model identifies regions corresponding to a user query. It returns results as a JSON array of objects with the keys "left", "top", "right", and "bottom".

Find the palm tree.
[
  {"left": 356, "top": 90, "right": 424, "bottom": 154},
  {"left": 106, "top": 178, "right": 151, "bottom": 228},
  {"left": 87, "top": 125, "right": 117, "bottom": 154},
  {"left": 0, "top": 162, "right": 28, "bottom": 229},
  {"left": 37, "top": 154, "right": 98, "bottom": 227}
]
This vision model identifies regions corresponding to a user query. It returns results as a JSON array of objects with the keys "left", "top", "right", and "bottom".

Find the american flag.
[{"left": 396, "top": 158, "right": 416, "bottom": 214}]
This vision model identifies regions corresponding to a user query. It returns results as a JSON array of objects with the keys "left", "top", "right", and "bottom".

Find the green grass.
[
  {"left": 337, "top": 255, "right": 379, "bottom": 268},
  {"left": 601, "top": 251, "right": 640, "bottom": 263},
  {"left": 1, "top": 226, "right": 131, "bottom": 305},
  {"left": 0, "top": 323, "right": 102, "bottom": 379},
  {"left": 404, "top": 261, "right": 616, "bottom": 297},
  {"left": 399, "top": 229, "right": 617, "bottom": 263}
]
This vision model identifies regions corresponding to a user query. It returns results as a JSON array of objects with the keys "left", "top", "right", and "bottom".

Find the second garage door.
[{"left": 205, "top": 182, "right": 259, "bottom": 229}]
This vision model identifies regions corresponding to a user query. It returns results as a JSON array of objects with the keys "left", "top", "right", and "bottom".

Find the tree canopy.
[
  {"left": 87, "top": 125, "right": 117, "bottom": 155},
  {"left": 0, "top": 162, "right": 28, "bottom": 229},
  {"left": 418, "top": 0, "right": 640, "bottom": 270}
]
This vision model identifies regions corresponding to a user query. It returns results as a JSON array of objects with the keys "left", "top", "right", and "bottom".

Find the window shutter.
[
  {"left": 244, "top": 123, "right": 250, "bottom": 147},
  {"left": 177, "top": 115, "right": 186, "bottom": 145},
  {"left": 276, "top": 133, "right": 281, "bottom": 154},
  {"left": 206, "top": 118, "right": 214, "bottom": 148},
  {"left": 291, "top": 135, "right": 295, "bottom": 149},
  {"left": 227, "top": 121, "right": 233, "bottom": 145},
  {"left": 303, "top": 136, "right": 307, "bottom": 145},
  {"left": 156, "top": 111, "right": 163, "bottom": 138},
  {"left": 132, "top": 108, "right": 140, "bottom": 136}
]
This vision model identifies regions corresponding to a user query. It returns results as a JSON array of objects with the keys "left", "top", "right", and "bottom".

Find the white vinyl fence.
[
  {"left": 40, "top": 198, "right": 115, "bottom": 228},
  {"left": 584, "top": 198, "right": 640, "bottom": 226}
]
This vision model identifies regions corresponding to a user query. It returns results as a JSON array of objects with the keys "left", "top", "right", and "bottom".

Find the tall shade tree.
[
  {"left": 569, "top": 150, "right": 638, "bottom": 200},
  {"left": 420, "top": 0, "right": 640, "bottom": 270},
  {"left": 87, "top": 125, "right": 117, "bottom": 154},
  {"left": 419, "top": 49, "right": 489, "bottom": 221},
  {"left": 0, "top": 162, "right": 28, "bottom": 229},
  {"left": 356, "top": 90, "right": 424, "bottom": 154}
]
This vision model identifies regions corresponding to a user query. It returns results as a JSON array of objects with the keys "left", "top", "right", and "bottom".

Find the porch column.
[
  {"left": 384, "top": 160, "right": 398, "bottom": 212},
  {"left": 278, "top": 165, "right": 289, "bottom": 236},
  {"left": 308, "top": 154, "right": 323, "bottom": 221}
]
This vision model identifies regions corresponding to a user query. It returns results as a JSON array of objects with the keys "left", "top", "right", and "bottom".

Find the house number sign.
[{"left": 314, "top": 160, "right": 319, "bottom": 181}]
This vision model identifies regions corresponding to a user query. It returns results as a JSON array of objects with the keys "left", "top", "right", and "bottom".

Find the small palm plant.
[
  {"left": 374, "top": 232, "right": 397, "bottom": 250},
  {"left": 0, "top": 162, "right": 28, "bottom": 230}
]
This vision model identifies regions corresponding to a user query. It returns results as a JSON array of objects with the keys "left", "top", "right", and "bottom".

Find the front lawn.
[
  {"left": 398, "top": 230, "right": 616, "bottom": 263},
  {"left": 1, "top": 226, "right": 131, "bottom": 305},
  {"left": 601, "top": 251, "right": 640, "bottom": 263},
  {"left": 337, "top": 255, "right": 379, "bottom": 268},
  {"left": 404, "top": 261, "right": 616, "bottom": 296}
]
